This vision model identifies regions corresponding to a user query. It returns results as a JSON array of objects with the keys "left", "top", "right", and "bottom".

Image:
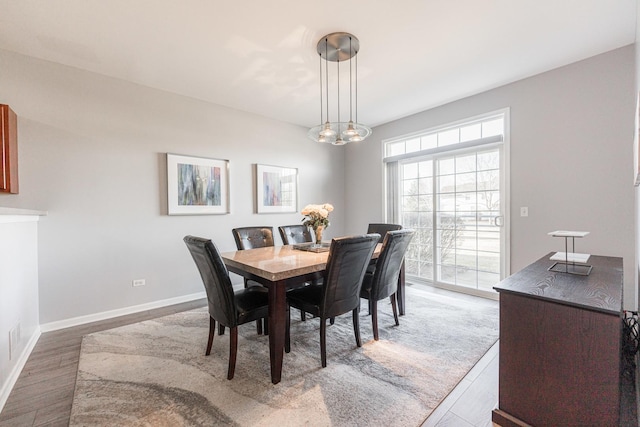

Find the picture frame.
[
  {"left": 255, "top": 164, "right": 298, "bottom": 213},
  {"left": 167, "top": 153, "right": 230, "bottom": 215}
]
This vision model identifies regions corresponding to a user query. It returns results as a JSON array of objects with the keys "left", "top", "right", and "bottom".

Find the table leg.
[
  {"left": 267, "top": 281, "right": 286, "bottom": 384},
  {"left": 397, "top": 261, "right": 405, "bottom": 316}
]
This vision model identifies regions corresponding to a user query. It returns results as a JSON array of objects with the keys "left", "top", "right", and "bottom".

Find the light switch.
[{"left": 520, "top": 207, "right": 528, "bottom": 217}]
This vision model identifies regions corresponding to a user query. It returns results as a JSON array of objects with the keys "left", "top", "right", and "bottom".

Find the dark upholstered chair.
[
  {"left": 360, "top": 229, "right": 415, "bottom": 340},
  {"left": 278, "top": 224, "right": 313, "bottom": 245},
  {"left": 231, "top": 226, "right": 274, "bottom": 334},
  {"left": 232, "top": 226, "right": 275, "bottom": 250},
  {"left": 367, "top": 223, "right": 403, "bottom": 243},
  {"left": 285, "top": 234, "right": 380, "bottom": 367},
  {"left": 278, "top": 224, "right": 316, "bottom": 322},
  {"left": 365, "top": 223, "right": 404, "bottom": 278},
  {"left": 183, "top": 236, "right": 269, "bottom": 380}
]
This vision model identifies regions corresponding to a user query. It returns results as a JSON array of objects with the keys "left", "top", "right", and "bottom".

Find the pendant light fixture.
[{"left": 307, "top": 32, "right": 372, "bottom": 145}]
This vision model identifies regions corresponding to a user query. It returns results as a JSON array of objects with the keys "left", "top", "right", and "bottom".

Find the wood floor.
[
  {"left": 0, "top": 285, "right": 636, "bottom": 427},
  {"left": 0, "top": 299, "right": 207, "bottom": 427}
]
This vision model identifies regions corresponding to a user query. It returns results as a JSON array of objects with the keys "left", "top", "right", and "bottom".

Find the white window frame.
[{"left": 382, "top": 108, "right": 511, "bottom": 298}]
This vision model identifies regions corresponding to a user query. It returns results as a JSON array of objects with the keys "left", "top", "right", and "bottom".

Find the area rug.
[{"left": 70, "top": 286, "right": 498, "bottom": 426}]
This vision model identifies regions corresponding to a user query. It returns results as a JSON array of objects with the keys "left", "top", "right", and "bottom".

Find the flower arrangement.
[
  {"left": 302, "top": 203, "right": 334, "bottom": 244},
  {"left": 301, "top": 203, "right": 334, "bottom": 229}
]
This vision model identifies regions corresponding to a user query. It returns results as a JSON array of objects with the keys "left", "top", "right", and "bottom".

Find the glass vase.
[{"left": 314, "top": 225, "right": 324, "bottom": 246}]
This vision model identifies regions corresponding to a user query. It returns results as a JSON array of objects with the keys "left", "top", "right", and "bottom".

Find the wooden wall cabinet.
[
  {"left": 492, "top": 253, "right": 623, "bottom": 427},
  {"left": 0, "top": 104, "right": 18, "bottom": 194}
]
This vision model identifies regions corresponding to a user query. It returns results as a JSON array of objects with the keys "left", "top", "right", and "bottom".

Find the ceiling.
[{"left": 0, "top": 1, "right": 636, "bottom": 129}]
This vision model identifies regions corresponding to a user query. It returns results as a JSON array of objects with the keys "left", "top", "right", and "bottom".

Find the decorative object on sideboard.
[
  {"left": 166, "top": 153, "right": 229, "bottom": 215},
  {"left": 301, "top": 203, "right": 333, "bottom": 247},
  {"left": 255, "top": 164, "right": 298, "bottom": 214},
  {"left": 547, "top": 230, "right": 592, "bottom": 275},
  {"left": 0, "top": 104, "right": 18, "bottom": 194},
  {"left": 307, "top": 32, "right": 372, "bottom": 145}
]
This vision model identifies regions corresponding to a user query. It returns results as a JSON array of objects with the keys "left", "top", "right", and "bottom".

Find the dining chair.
[
  {"left": 183, "top": 235, "right": 269, "bottom": 380},
  {"left": 278, "top": 224, "right": 316, "bottom": 322},
  {"left": 278, "top": 224, "right": 313, "bottom": 245},
  {"left": 360, "top": 229, "right": 415, "bottom": 340},
  {"left": 364, "top": 223, "right": 404, "bottom": 280},
  {"left": 232, "top": 226, "right": 275, "bottom": 250},
  {"left": 367, "top": 223, "right": 403, "bottom": 243},
  {"left": 285, "top": 233, "right": 380, "bottom": 367},
  {"left": 231, "top": 226, "right": 274, "bottom": 334}
]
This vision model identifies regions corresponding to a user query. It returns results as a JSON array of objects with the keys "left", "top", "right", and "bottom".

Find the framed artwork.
[
  {"left": 256, "top": 164, "right": 298, "bottom": 213},
  {"left": 167, "top": 153, "right": 230, "bottom": 215}
]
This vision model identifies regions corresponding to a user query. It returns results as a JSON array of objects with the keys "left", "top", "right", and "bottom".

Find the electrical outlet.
[
  {"left": 9, "top": 327, "right": 18, "bottom": 360},
  {"left": 520, "top": 207, "right": 528, "bottom": 217},
  {"left": 132, "top": 279, "right": 146, "bottom": 287}
]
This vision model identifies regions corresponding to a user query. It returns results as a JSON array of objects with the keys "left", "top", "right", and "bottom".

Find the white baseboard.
[
  {"left": 40, "top": 292, "right": 206, "bottom": 333},
  {"left": 0, "top": 327, "right": 41, "bottom": 413}
]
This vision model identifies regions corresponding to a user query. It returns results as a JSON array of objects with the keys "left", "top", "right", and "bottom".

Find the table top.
[
  {"left": 494, "top": 252, "right": 623, "bottom": 315},
  {"left": 221, "top": 244, "right": 381, "bottom": 283}
]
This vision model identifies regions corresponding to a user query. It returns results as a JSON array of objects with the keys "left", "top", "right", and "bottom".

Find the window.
[{"left": 384, "top": 111, "right": 509, "bottom": 296}]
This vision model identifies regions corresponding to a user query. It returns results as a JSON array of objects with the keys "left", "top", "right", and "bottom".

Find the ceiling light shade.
[{"left": 307, "top": 32, "right": 372, "bottom": 145}]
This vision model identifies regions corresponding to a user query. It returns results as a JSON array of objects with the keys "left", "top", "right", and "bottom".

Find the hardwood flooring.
[
  {"left": 0, "top": 286, "right": 636, "bottom": 426},
  {"left": 0, "top": 299, "right": 207, "bottom": 427}
]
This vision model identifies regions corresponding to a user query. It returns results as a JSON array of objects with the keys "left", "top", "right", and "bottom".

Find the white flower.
[{"left": 301, "top": 202, "right": 334, "bottom": 229}]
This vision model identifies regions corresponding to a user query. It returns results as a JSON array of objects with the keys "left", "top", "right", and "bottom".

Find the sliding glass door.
[{"left": 386, "top": 111, "right": 508, "bottom": 296}]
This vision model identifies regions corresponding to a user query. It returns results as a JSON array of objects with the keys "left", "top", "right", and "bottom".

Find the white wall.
[
  {"left": 346, "top": 45, "right": 637, "bottom": 309},
  {"left": 0, "top": 49, "right": 346, "bottom": 325},
  {"left": 635, "top": 0, "right": 640, "bottom": 310},
  {"left": 0, "top": 44, "right": 635, "bottom": 320},
  {"left": 0, "top": 214, "right": 41, "bottom": 409}
]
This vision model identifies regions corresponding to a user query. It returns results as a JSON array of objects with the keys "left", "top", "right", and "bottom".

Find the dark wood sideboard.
[{"left": 492, "top": 253, "right": 623, "bottom": 427}]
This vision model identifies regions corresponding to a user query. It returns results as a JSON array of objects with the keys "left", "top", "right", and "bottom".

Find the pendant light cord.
[
  {"left": 337, "top": 49, "right": 340, "bottom": 126},
  {"left": 319, "top": 52, "right": 323, "bottom": 124},
  {"left": 349, "top": 36, "right": 353, "bottom": 123},
  {"left": 325, "top": 38, "right": 330, "bottom": 123},
  {"left": 355, "top": 49, "right": 358, "bottom": 125}
]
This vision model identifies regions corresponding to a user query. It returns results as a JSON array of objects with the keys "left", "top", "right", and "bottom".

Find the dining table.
[{"left": 220, "top": 242, "right": 406, "bottom": 384}]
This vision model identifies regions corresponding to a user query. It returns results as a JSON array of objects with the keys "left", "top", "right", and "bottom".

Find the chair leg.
[
  {"left": 285, "top": 307, "right": 291, "bottom": 353},
  {"left": 218, "top": 324, "right": 225, "bottom": 335},
  {"left": 329, "top": 317, "right": 335, "bottom": 325},
  {"left": 206, "top": 316, "right": 215, "bottom": 356},
  {"left": 353, "top": 307, "right": 362, "bottom": 347},
  {"left": 320, "top": 317, "right": 327, "bottom": 368},
  {"left": 301, "top": 310, "right": 306, "bottom": 321},
  {"left": 390, "top": 293, "right": 400, "bottom": 326},
  {"left": 263, "top": 318, "right": 269, "bottom": 335},
  {"left": 256, "top": 319, "right": 263, "bottom": 335},
  {"left": 228, "top": 327, "right": 238, "bottom": 380},
  {"left": 371, "top": 300, "right": 379, "bottom": 341}
]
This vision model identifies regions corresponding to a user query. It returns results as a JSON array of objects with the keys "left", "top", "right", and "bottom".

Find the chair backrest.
[
  {"left": 183, "top": 236, "right": 238, "bottom": 327},
  {"left": 232, "top": 226, "right": 275, "bottom": 250},
  {"left": 370, "top": 229, "right": 415, "bottom": 301},
  {"left": 321, "top": 234, "right": 380, "bottom": 318},
  {"left": 278, "top": 225, "right": 313, "bottom": 245},
  {"left": 367, "top": 223, "right": 402, "bottom": 243}
]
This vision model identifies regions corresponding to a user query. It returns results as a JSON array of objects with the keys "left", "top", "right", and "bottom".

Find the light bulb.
[
  {"left": 333, "top": 136, "right": 346, "bottom": 145},
  {"left": 349, "top": 133, "right": 363, "bottom": 142},
  {"left": 319, "top": 122, "right": 336, "bottom": 137},
  {"left": 343, "top": 121, "right": 357, "bottom": 137}
]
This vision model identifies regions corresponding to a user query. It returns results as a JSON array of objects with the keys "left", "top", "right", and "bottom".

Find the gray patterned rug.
[{"left": 70, "top": 286, "right": 498, "bottom": 426}]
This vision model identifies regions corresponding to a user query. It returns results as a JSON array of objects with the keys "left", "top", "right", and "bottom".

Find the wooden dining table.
[{"left": 220, "top": 243, "right": 406, "bottom": 384}]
